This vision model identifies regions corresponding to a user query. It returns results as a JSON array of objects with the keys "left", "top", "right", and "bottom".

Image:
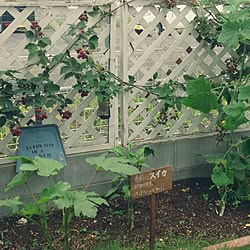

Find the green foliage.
[
  {"left": 183, "top": 76, "right": 218, "bottom": 113},
  {"left": 0, "top": 197, "right": 23, "bottom": 214},
  {"left": 86, "top": 154, "right": 140, "bottom": 175},
  {"left": 0, "top": 6, "right": 126, "bottom": 128},
  {"left": 86, "top": 143, "right": 154, "bottom": 228},
  {"left": 0, "top": 156, "right": 107, "bottom": 250},
  {"left": 206, "top": 137, "right": 250, "bottom": 215},
  {"left": 222, "top": 102, "right": 249, "bottom": 130},
  {"left": 191, "top": 0, "right": 250, "bottom": 215}
]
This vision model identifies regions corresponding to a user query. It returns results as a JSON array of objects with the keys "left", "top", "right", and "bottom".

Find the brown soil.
[{"left": 0, "top": 178, "right": 249, "bottom": 249}]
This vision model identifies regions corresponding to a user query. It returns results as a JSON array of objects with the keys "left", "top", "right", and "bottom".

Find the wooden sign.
[{"left": 130, "top": 166, "right": 172, "bottom": 200}]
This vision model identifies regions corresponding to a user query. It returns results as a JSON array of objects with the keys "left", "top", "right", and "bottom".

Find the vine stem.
[{"left": 239, "top": 43, "right": 247, "bottom": 82}]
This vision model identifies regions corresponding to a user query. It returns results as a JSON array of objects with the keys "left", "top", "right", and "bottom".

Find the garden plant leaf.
[{"left": 183, "top": 76, "right": 218, "bottom": 113}]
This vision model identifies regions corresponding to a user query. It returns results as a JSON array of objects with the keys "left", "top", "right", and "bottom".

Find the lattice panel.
[
  {"left": 122, "top": 3, "right": 238, "bottom": 142},
  {"left": 0, "top": 2, "right": 249, "bottom": 157},
  {"left": 0, "top": 5, "right": 116, "bottom": 156}
]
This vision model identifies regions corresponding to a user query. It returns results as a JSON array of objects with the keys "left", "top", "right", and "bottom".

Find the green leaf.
[
  {"left": 200, "top": 0, "right": 209, "bottom": 6},
  {"left": 153, "top": 72, "right": 158, "bottom": 80},
  {"left": 224, "top": 0, "right": 247, "bottom": 12},
  {"left": 223, "top": 102, "right": 248, "bottom": 116},
  {"left": 238, "top": 86, "right": 250, "bottom": 102},
  {"left": 240, "top": 137, "right": 250, "bottom": 157},
  {"left": 73, "top": 192, "right": 97, "bottom": 217},
  {"left": 204, "top": 153, "right": 226, "bottom": 165},
  {"left": 24, "top": 43, "right": 38, "bottom": 53},
  {"left": 109, "top": 146, "right": 126, "bottom": 157},
  {"left": 102, "top": 157, "right": 140, "bottom": 176},
  {"left": 183, "top": 76, "right": 218, "bottom": 113},
  {"left": 153, "top": 83, "right": 174, "bottom": 99},
  {"left": 40, "top": 181, "right": 71, "bottom": 202},
  {"left": 88, "top": 35, "right": 99, "bottom": 50},
  {"left": 105, "top": 186, "right": 119, "bottom": 198},
  {"left": 86, "top": 153, "right": 107, "bottom": 170},
  {"left": 122, "top": 184, "right": 130, "bottom": 199},
  {"left": 0, "top": 116, "right": 6, "bottom": 126},
  {"left": 87, "top": 194, "right": 109, "bottom": 206},
  {"left": 20, "top": 202, "right": 42, "bottom": 216},
  {"left": 33, "top": 157, "right": 64, "bottom": 177},
  {"left": 46, "top": 99, "right": 56, "bottom": 107},
  {"left": 218, "top": 21, "right": 240, "bottom": 48},
  {"left": 0, "top": 69, "right": 19, "bottom": 77},
  {"left": 143, "top": 146, "right": 154, "bottom": 157},
  {"left": 73, "top": 191, "right": 108, "bottom": 218},
  {"left": 38, "top": 37, "right": 52, "bottom": 48},
  {"left": 228, "top": 156, "right": 248, "bottom": 170},
  {"left": 128, "top": 75, "right": 135, "bottom": 84},
  {"left": 64, "top": 72, "right": 73, "bottom": 80},
  {"left": 223, "top": 115, "right": 248, "bottom": 130},
  {"left": 240, "top": 19, "right": 250, "bottom": 40},
  {"left": 60, "top": 66, "right": 71, "bottom": 75},
  {"left": 28, "top": 52, "right": 38, "bottom": 61},
  {"left": 211, "top": 166, "right": 234, "bottom": 187},
  {"left": 9, "top": 156, "right": 34, "bottom": 163},
  {"left": 223, "top": 102, "right": 249, "bottom": 130},
  {"left": 39, "top": 55, "right": 50, "bottom": 66},
  {"left": 44, "top": 82, "right": 60, "bottom": 93},
  {"left": 65, "top": 98, "right": 73, "bottom": 105},
  {"left": 54, "top": 192, "right": 74, "bottom": 209},
  {"left": 20, "top": 163, "right": 38, "bottom": 172},
  {"left": 5, "top": 171, "right": 31, "bottom": 192},
  {"left": 25, "top": 31, "right": 34, "bottom": 41},
  {"left": 51, "top": 53, "right": 65, "bottom": 66},
  {"left": 0, "top": 197, "right": 22, "bottom": 214},
  {"left": 234, "top": 170, "right": 246, "bottom": 182}
]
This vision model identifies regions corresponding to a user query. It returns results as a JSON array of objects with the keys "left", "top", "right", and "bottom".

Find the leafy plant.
[
  {"left": 86, "top": 143, "right": 154, "bottom": 229},
  {"left": 184, "top": 0, "right": 250, "bottom": 215},
  {"left": 205, "top": 137, "right": 250, "bottom": 215},
  {"left": 0, "top": 156, "right": 108, "bottom": 250},
  {"left": 0, "top": 5, "right": 152, "bottom": 132}
]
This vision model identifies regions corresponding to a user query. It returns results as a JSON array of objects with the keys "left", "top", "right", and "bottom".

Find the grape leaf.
[
  {"left": 183, "top": 76, "right": 218, "bottom": 113},
  {"left": 218, "top": 21, "right": 240, "bottom": 48}
]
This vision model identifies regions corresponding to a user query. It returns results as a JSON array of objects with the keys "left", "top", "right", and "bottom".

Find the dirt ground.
[{"left": 0, "top": 178, "right": 249, "bottom": 249}]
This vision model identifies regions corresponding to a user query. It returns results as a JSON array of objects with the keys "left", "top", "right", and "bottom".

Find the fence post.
[
  {"left": 108, "top": 1, "right": 119, "bottom": 146},
  {"left": 120, "top": 0, "right": 129, "bottom": 146}
]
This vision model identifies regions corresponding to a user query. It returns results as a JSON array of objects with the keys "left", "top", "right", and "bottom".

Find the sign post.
[{"left": 130, "top": 166, "right": 172, "bottom": 250}]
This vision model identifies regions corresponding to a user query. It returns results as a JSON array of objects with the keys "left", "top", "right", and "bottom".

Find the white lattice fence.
[
  {"left": 0, "top": 1, "right": 118, "bottom": 156},
  {"left": 0, "top": 0, "right": 247, "bottom": 158},
  {"left": 119, "top": 1, "right": 239, "bottom": 144}
]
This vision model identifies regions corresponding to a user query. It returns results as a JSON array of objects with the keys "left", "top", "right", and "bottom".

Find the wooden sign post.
[{"left": 130, "top": 166, "right": 172, "bottom": 250}]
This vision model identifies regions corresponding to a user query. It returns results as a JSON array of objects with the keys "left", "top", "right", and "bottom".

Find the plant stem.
[
  {"left": 128, "top": 199, "right": 135, "bottom": 230},
  {"left": 63, "top": 208, "right": 71, "bottom": 250},
  {"left": 21, "top": 214, "right": 44, "bottom": 231},
  {"left": 83, "top": 170, "right": 99, "bottom": 191},
  {"left": 239, "top": 43, "right": 247, "bottom": 82},
  {"left": 25, "top": 183, "right": 53, "bottom": 249}
]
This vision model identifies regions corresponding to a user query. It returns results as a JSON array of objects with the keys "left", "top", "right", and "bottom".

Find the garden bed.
[{"left": 0, "top": 178, "right": 249, "bottom": 249}]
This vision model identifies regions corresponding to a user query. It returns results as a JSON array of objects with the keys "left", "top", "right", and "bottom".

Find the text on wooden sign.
[{"left": 130, "top": 166, "right": 172, "bottom": 200}]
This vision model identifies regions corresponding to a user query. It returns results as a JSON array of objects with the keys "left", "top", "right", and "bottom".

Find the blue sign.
[{"left": 16, "top": 124, "right": 67, "bottom": 172}]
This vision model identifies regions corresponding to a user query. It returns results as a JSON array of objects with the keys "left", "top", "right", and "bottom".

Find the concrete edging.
[{"left": 203, "top": 235, "right": 250, "bottom": 250}]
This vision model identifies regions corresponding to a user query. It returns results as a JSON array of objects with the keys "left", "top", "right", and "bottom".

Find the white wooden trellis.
[
  {"left": 0, "top": 1, "right": 118, "bottom": 157},
  {"left": 0, "top": 0, "right": 247, "bottom": 158},
  {"left": 118, "top": 0, "right": 245, "bottom": 145}
]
